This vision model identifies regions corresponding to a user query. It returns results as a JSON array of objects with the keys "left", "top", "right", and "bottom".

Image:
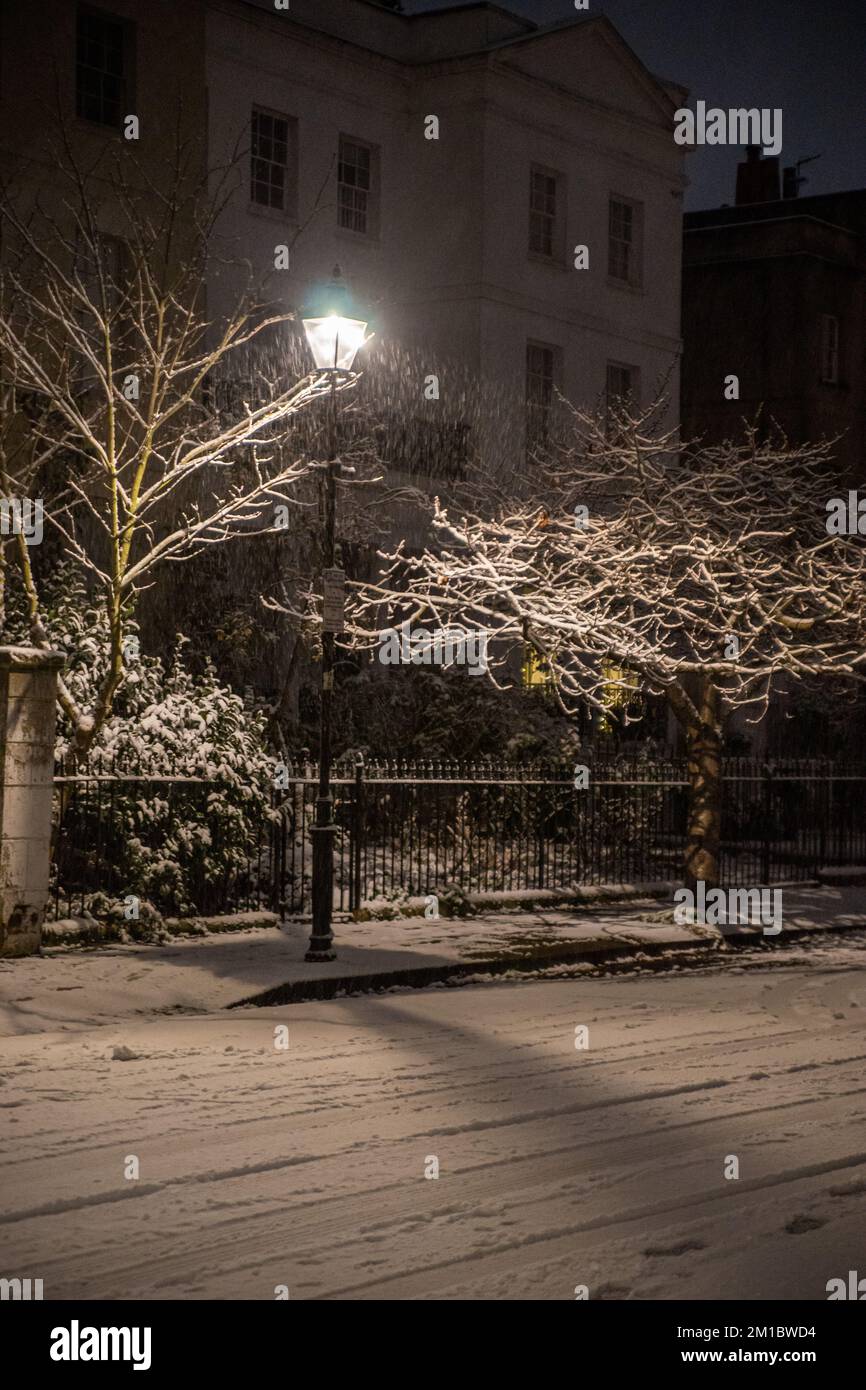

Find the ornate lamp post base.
[{"left": 304, "top": 945, "right": 337, "bottom": 963}]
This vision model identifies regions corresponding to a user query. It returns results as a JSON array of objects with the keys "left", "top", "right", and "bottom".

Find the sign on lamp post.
[{"left": 322, "top": 567, "right": 346, "bottom": 634}]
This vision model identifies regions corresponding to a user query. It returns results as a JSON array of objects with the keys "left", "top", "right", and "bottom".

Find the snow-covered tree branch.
[
  {"left": 344, "top": 396, "right": 866, "bottom": 887},
  {"left": 0, "top": 131, "right": 356, "bottom": 758}
]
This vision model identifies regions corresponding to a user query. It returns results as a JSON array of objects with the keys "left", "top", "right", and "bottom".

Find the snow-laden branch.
[{"left": 344, "top": 398, "right": 866, "bottom": 725}]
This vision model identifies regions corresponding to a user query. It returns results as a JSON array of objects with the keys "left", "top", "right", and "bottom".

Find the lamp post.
[{"left": 302, "top": 267, "right": 369, "bottom": 961}]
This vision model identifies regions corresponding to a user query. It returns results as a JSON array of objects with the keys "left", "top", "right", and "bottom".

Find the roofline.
[
  {"left": 394, "top": 1, "right": 535, "bottom": 29},
  {"left": 475, "top": 12, "right": 596, "bottom": 50},
  {"left": 685, "top": 188, "right": 866, "bottom": 229},
  {"left": 686, "top": 213, "right": 853, "bottom": 230},
  {"left": 227, "top": 0, "right": 536, "bottom": 65},
  {"left": 223, "top": 0, "right": 685, "bottom": 110},
  {"left": 236, "top": 0, "right": 535, "bottom": 31},
  {"left": 484, "top": 14, "right": 683, "bottom": 114}
]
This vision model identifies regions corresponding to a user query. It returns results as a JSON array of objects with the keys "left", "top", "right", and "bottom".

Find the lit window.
[
  {"left": 522, "top": 646, "right": 553, "bottom": 691},
  {"left": 598, "top": 660, "right": 642, "bottom": 733}
]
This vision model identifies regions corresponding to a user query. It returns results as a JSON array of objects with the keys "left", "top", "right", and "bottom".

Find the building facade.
[
  {"left": 206, "top": 0, "right": 687, "bottom": 473},
  {"left": 1, "top": 0, "right": 688, "bottom": 481},
  {"left": 683, "top": 153, "right": 866, "bottom": 756},
  {"left": 0, "top": 0, "right": 207, "bottom": 219},
  {"left": 683, "top": 152, "right": 866, "bottom": 485}
]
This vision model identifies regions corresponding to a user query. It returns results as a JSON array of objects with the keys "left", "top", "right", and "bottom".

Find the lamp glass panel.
[{"left": 303, "top": 315, "right": 368, "bottom": 370}]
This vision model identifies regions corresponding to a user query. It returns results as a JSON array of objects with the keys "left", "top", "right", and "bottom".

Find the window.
[
  {"left": 606, "top": 362, "right": 639, "bottom": 411},
  {"left": 338, "top": 136, "right": 376, "bottom": 235},
  {"left": 374, "top": 415, "right": 470, "bottom": 481},
  {"left": 526, "top": 342, "right": 560, "bottom": 452},
  {"left": 522, "top": 646, "right": 553, "bottom": 692},
  {"left": 76, "top": 7, "right": 131, "bottom": 128},
  {"left": 820, "top": 314, "right": 840, "bottom": 384},
  {"left": 608, "top": 196, "right": 643, "bottom": 286},
  {"left": 529, "top": 166, "right": 560, "bottom": 259},
  {"left": 251, "top": 108, "right": 295, "bottom": 212},
  {"left": 606, "top": 362, "right": 639, "bottom": 436},
  {"left": 598, "top": 660, "right": 643, "bottom": 734}
]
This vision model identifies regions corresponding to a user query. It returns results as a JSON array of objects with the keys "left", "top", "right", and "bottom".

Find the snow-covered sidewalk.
[{"left": 1, "top": 884, "right": 865, "bottom": 1036}]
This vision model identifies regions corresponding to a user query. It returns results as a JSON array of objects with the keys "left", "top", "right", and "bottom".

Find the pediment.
[{"left": 495, "top": 19, "right": 679, "bottom": 129}]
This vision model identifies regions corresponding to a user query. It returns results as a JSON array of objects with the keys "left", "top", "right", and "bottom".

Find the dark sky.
[{"left": 404, "top": 0, "right": 866, "bottom": 209}]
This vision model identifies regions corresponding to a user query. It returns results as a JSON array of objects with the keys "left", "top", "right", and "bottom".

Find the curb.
[
  {"left": 229, "top": 914, "right": 866, "bottom": 1008},
  {"left": 229, "top": 932, "right": 712, "bottom": 1007}
]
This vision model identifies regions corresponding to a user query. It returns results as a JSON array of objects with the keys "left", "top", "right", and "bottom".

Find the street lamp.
[{"left": 302, "top": 267, "right": 370, "bottom": 961}]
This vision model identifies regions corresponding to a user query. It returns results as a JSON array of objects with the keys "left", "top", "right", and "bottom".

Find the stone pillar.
[{"left": 0, "top": 646, "right": 64, "bottom": 957}]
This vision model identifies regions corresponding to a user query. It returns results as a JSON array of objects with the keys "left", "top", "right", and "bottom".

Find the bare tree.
[
  {"left": 345, "top": 396, "right": 866, "bottom": 888},
  {"left": 0, "top": 129, "right": 357, "bottom": 758}
]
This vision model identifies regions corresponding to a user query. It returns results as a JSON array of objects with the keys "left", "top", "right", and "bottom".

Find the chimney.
[
  {"left": 783, "top": 166, "right": 801, "bottom": 198},
  {"left": 735, "top": 146, "right": 781, "bottom": 206}
]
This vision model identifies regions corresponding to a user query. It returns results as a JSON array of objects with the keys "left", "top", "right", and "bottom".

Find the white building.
[{"left": 206, "top": 0, "right": 688, "bottom": 471}]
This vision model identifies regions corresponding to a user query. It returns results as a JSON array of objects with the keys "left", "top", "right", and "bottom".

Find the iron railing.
[
  {"left": 48, "top": 755, "right": 866, "bottom": 921},
  {"left": 50, "top": 769, "right": 277, "bottom": 921}
]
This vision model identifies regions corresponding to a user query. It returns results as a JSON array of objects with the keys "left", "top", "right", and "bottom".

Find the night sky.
[{"left": 405, "top": 0, "right": 866, "bottom": 210}]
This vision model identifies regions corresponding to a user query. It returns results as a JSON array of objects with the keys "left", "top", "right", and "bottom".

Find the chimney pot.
[{"left": 736, "top": 148, "right": 781, "bottom": 206}]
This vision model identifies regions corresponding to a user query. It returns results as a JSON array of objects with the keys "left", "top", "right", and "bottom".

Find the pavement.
[
  {"left": 1, "top": 884, "right": 865, "bottom": 1033},
  {"left": 3, "top": 937, "right": 866, "bottom": 1300}
]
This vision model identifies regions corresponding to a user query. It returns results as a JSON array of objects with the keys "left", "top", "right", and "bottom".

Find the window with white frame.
[
  {"left": 608, "top": 196, "right": 643, "bottom": 286},
  {"left": 526, "top": 342, "right": 561, "bottom": 452},
  {"left": 76, "top": 6, "right": 133, "bottom": 128},
  {"left": 251, "top": 108, "right": 295, "bottom": 212},
  {"left": 529, "top": 166, "right": 561, "bottom": 259},
  {"left": 606, "top": 361, "right": 640, "bottom": 431},
  {"left": 338, "top": 136, "right": 377, "bottom": 235}
]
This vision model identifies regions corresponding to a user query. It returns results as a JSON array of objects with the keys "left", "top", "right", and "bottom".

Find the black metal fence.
[
  {"left": 49, "top": 756, "right": 866, "bottom": 921},
  {"left": 50, "top": 770, "right": 279, "bottom": 921}
]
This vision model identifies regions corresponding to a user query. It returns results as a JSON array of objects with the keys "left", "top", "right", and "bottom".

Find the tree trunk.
[{"left": 683, "top": 677, "right": 722, "bottom": 893}]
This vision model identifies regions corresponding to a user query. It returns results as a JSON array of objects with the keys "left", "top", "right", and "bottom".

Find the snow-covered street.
[{"left": 2, "top": 937, "right": 866, "bottom": 1301}]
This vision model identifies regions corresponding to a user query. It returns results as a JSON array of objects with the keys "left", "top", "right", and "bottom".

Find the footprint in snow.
[
  {"left": 784, "top": 1214, "right": 827, "bottom": 1235},
  {"left": 643, "top": 1239, "right": 706, "bottom": 1258}
]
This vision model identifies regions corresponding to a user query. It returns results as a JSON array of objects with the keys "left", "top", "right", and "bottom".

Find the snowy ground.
[
  {"left": 4, "top": 883, "right": 864, "bottom": 1035},
  {"left": 2, "top": 930, "right": 865, "bottom": 1300}
]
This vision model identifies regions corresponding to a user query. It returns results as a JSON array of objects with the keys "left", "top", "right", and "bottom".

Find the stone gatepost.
[{"left": 0, "top": 646, "right": 65, "bottom": 957}]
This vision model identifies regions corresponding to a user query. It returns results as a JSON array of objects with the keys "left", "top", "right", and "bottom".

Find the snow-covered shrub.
[
  {"left": 6, "top": 568, "right": 277, "bottom": 917},
  {"left": 437, "top": 883, "right": 475, "bottom": 918}
]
